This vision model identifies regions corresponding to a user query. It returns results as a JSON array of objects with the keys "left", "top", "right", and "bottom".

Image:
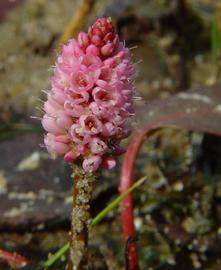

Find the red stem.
[
  {"left": 0, "top": 249, "right": 30, "bottom": 268},
  {"left": 119, "top": 125, "right": 158, "bottom": 270}
]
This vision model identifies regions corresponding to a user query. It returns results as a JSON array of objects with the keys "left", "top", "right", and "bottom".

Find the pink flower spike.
[
  {"left": 41, "top": 17, "right": 135, "bottom": 171},
  {"left": 102, "top": 156, "right": 116, "bottom": 169},
  {"left": 82, "top": 155, "right": 102, "bottom": 172}
]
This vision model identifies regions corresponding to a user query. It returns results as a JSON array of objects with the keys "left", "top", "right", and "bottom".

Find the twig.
[
  {"left": 0, "top": 249, "right": 30, "bottom": 269},
  {"left": 57, "top": 0, "right": 95, "bottom": 48},
  {"left": 214, "top": 2, "right": 221, "bottom": 79}
]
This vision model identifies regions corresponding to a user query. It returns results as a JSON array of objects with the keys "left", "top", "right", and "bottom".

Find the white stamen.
[
  {"left": 134, "top": 59, "right": 142, "bottom": 65},
  {"left": 133, "top": 96, "right": 143, "bottom": 100},
  {"left": 32, "top": 96, "right": 45, "bottom": 103},
  {"left": 129, "top": 45, "right": 138, "bottom": 50},
  {"left": 30, "top": 116, "right": 42, "bottom": 121},
  {"left": 41, "top": 89, "right": 49, "bottom": 95},
  {"left": 39, "top": 144, "right": 47, "bottom": 148}
]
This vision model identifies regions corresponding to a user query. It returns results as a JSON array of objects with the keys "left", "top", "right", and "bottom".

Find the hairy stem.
[{"left": 68, "top": 165, "right": 96, "bottom": 270}]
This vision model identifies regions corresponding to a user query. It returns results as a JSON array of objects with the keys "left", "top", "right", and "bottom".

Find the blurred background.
[{"left": 0, "top": 0, "right": 221, "bottom": 269}]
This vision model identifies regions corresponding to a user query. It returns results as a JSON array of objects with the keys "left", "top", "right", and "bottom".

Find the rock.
[{"left": 0, "top": 133, "right": 72, "bottom": 232}]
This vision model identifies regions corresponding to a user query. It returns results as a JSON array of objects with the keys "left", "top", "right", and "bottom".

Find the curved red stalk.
[
  {"left": 119, "top": 111, "right": 193, "bottom": 270},
  {"left": 119, "top": 124, "right": 159, "bottom": 270},
  {"left": 0, "top": 249, "right": 30, "bottom": 268},
  {"left": 119, "top": 111, "right": 203, "bottom": 269}
]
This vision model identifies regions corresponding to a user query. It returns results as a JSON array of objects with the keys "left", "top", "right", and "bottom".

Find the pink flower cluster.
[{"left": 42, "top": 17, "right": 135, "bottom": 172}]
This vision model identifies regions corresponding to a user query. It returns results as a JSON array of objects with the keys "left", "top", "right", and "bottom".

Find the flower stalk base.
[{"left": 68, "top": 165, "right": 96, "bottom": 270}]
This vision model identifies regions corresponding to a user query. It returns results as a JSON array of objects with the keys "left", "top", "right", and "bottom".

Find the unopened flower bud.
[
  {"left": 86, "top": 44, "right": 100, "bottom": 56},
  {"left": 78, "top": 32, "right": 89, "bottom": 48},
  {"left": 101, "top": 43, "right": 114, "bottom": 57}
]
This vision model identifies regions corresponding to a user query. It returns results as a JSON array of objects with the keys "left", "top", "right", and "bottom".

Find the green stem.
[
  {"left": 44, "top": 243, "right": 70, "bottom": 268},
  {"left": 91, "top": 176, "right": 147, "bottom": 226}
]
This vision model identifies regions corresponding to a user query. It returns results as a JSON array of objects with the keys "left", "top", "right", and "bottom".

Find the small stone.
[
  {"left": 17, "top": 151, "right": 44, "bottom": 171},
  {"left": 173, "top": 181, "right": 184, "bottom": 192}
]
